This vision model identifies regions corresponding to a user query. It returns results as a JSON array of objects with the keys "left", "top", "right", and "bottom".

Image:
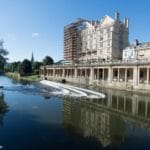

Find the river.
[{"left": 0, "top": 76, "right": 150, "bottom": 150}]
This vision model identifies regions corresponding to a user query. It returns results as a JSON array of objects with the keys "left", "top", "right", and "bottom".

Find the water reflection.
[
  {"left": 62, "top": 90, "right": 150, "bottom": 148},
  {"left": 0, "top": 93, "right": 8, "bottom": 127}
]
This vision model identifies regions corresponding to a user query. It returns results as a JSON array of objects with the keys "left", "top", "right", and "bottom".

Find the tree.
[
  {"left": 11, "top": 61, "right": 21, "bottom": 72},
  {"left": 33, "top": 61, "right": 43, "bottom": 70},
  {"left": 19, "top": 59, "right": 32, "bottom": 76},
  {"left": 32, "top": 61, "right": 43, "bottom": 75},
  {"left": 0, "top": 41, "right": 8, "bottom": 72},
  {"left": 43, "top": 56, "right": 54, "bottom": 65}
]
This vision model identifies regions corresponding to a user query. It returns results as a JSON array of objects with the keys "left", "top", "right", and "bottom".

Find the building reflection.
[
  {"left": 0, "top": 93, "right": 8, "bottom": 127},
  {"left": 62, "top": 90, "right": 150, "bottom": 148}
]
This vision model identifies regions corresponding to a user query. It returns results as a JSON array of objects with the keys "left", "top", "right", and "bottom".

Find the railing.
[{"left": 40, "top": 59, "right": 150, "bottom": 69}]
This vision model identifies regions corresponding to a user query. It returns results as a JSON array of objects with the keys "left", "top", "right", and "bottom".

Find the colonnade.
[{"left": 40, "top": 65, "right": 150, "bottom": 86}]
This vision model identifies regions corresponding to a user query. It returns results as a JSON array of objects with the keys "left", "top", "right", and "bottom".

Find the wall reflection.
[
  {"left": 0, "top": 93, "right": 8, "bottom": 127},
  {"left": 62, "top": 90, "right": 150, "bottom": 148}
]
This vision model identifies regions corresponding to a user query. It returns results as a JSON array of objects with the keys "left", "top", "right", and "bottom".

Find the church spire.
[{"left": 31, "top": 52, "right": 34, "bottom": 64}]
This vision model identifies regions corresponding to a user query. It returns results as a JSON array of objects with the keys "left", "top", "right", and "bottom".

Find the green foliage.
[
  {"left": 19, "top": 59, "right": 32, "bottom": 76},
  {"left": 33, "top": 61, "right": 43, "bottom": 70},
  {"left": 0, "top": 48, "right": 9, "bottom": 72},
  {"left": 11, "top": 61, "right": 21, "bottom": 72},
  {"left": 43, "top": 56, "right": 54, "bottom": 65}
]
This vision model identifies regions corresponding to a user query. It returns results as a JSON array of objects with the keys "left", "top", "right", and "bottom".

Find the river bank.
[{"left": 5, "top": 72, "right": 40, "bottom": 82}]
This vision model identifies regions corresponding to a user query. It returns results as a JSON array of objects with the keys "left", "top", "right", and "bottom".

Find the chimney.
[
  {"left": 124, "top": 18, "right": 129, "bottom": 28},
  {"left": 134, "top": 39, "right": 139, "bottom": 46},
  {"left": 115, "top": 12, "right": 120, "bottom": 21}
]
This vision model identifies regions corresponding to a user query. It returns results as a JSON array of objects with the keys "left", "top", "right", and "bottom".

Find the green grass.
[{"left": 5, "top": 72, "right": 40, "bottom": 82}]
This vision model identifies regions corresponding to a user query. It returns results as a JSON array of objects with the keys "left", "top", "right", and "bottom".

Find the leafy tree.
[
  {"left": 19, "top": 59, "right": 32, "bottom": 76},
  {"left": 32, "top": 61, "right": 43, "bottom": 75},
  {"left": 33, "top": 61, "right": 43, "bottom": 70},
  {"left": 0, "top": 43, "right": 8, "bottom": 72},
  {"left": 43, "top": 56, "right": 54, "bottom": 65},
  {"left": 11, "top": 61, "right": 21, "bottom": 72}
]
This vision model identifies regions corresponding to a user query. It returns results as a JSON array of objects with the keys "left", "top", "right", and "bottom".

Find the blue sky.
[{"left": 0, "top": 0, "right": 150, "bottom": 62}]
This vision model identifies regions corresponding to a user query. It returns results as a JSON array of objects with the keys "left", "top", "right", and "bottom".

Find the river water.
[{"left": 0, "top": 76, "right": 150, "bottom": 150}]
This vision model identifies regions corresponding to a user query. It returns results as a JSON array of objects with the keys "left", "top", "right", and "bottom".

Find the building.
[
  {"left": 40, "top": 12, "right": 150, "bottom": 92},
  {"left": 64, "top": 18, "right": 88, "bottom": 62},
  {"left": 64, "top": 13, "right": 129, "bottom": 62},
  {"left": 123, "top": 39, "right": 150, "bottom": 61}
]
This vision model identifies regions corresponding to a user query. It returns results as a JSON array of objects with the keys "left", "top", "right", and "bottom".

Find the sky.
[{"left": 0, "top": 0, "right": 150, "bottom": 62}]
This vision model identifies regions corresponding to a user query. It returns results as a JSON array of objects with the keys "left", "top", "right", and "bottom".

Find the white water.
[{"left": 40, "top": 80, "right": 105, "bottom": 99}]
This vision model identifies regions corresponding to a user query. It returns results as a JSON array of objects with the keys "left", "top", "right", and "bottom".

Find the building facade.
[
  {"left": 123, "top": 40, "right": 150, "bottom": 61},
  {"left": 64, "top": 18, "right": 88, "bottom": 61},
  {"left": 64, "top": 13, "right": 129, "bottom": 62},
  {"left": 40, "top": 12, "right": 150, "bottom": 92}
]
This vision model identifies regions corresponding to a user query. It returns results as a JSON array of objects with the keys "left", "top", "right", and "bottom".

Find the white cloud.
[{"left": 32, "top": 32, "right": 40, "bottom": 38}]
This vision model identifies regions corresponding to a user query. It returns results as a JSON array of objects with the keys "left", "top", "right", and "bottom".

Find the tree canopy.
[
  {"left": 19, "top": 59, "right": 32, "bottom": 76},
  {"left": 43, "top": 56, "right": 54, "bottom": 65},
  {"left": 0, "top": 45, "right": 8, "bottom": 72}
]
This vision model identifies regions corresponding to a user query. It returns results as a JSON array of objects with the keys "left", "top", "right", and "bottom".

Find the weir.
[{"left": 40, "top": 80, "right": 105, "bottom": 99}]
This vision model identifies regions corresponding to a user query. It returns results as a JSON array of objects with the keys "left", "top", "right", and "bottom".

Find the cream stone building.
[
  {"left": 123, "top": 40, "right": 150, "bottom": 61},
  {"left": 78, "top": 12, "right": 129, "bottom": 62},
  {"left": 64, "top": 13, "right": 129, "bottom": 62}
]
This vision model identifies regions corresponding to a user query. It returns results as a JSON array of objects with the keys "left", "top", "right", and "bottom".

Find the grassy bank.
[{"left": 5, "top": 72, "right": 40, "bottom": 82}]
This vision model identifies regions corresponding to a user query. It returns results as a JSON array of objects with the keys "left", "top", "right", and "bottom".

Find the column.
[
  {"left": 108, "top": 67, "right": 112, "bottom": 83},
  {"left": 53, "top": 68, "right": 55, "bottom": 77},
  {"left": 125, "top": 68, "right": 127, "bottom": 84},
  {"left": 97, "top": 69, "right": 99, "bottom": 80},
  {"left": 103, "top": 69, "right": 105, "bottom": 81},
  {"left": 62, "top": 69, "right": 65, "bottom": 78},
  {"left": 133, "top": 66, "right": 138, "bottom": 86},
  {"left": 85, "top": 68, "right": 87, "bottom": 79},
  {"left": 90, "top": 67, "right": 94, "bottom": 83},
  {"left": 138, "top": 68, "right": 140, "bottom": 85},
  {"left": 74, "top": 68, "right": 77, "bottom": 78},
  {"left": 147, "top": 68, "right": 149, "bottom": 85},
  {"left": 118, "top": 68, "right": 120, "bottom": 82}
]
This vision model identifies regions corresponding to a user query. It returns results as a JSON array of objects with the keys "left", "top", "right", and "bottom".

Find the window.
[
  {"left": 107, "top": 28, "right": 110, "bottom": 33},
  {"left": 100, "top": 42, "right": 103, "bottom": 48},
  {"left": 107, "top": 40, "right": 111, "bottom": 46},
  {"left": 107, "top": 48, "right": 110, "bottom": 52},
  {"left": 124, "top": 52, "right": 127, "bottom": 57},
  {"left": 100, "top": 36, "right": 103, "bottom": 41},
  {"left": 100, "top": 31, "right": 103, "bottom": 35}
]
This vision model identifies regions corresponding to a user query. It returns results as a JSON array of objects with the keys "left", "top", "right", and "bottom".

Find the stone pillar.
[
  {"left": 62, "top": 69, "right": 65, "bottom": 78},
  {"left": 94, "top": 69, "right": 96, "bottom": 80},
  {"left": 85, "top": 68, "right": 87, "bottom": 79},
  {"left": 67, "top": 69, "right": 69, "bottom": 77},
  {"left": 97, "top": 68, "right": 99, "bottom": 80},
  {"left": 118, "top": 68, "right": 120, "bottom": 82},
  {"left": 138, "top": 68, "right": 140, "bottom": 85},
  {"left": 53, "top": 68, "right": 55, "bottom": 77},
  {"left": 133, "top": 66, "right": 138, "bottom": 86},
  {"left": 90, "top": 67, "right": 94, "bottom": 84},
  {"left": 147, "top": 68, "right": 149, "bottom": 85},
  {"left": 125, "top": 68, "right": 127, "bottom": 84},
  {"left": 103, "top": 69, "right": 105, "bottom": 81},
  {"left": 74, "top": 68, "right": 77, "bottom": 79},
  {"left": 108, "top": 67, "right": 112, "bottom": 83}
]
